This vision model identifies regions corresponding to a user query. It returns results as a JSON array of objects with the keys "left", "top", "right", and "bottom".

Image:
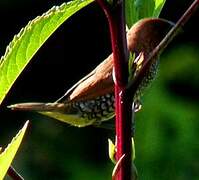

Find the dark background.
[{"left": 0, "top": 0, "right": 199, "bottom": 179}]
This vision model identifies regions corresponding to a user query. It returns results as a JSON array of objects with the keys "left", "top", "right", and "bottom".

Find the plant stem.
[
  {"left": 97, "top": 0, "right": 198, "bottom": 180},
  {"left": 8, "top": 166, "right": 24, "bottom": 180},
  {"left": 96, "top": 0, "right": 134, "bottom": 179}
]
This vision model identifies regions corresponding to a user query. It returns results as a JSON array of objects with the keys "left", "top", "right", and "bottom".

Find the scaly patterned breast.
[{"left": 70, "top": 93, "right": 115, "bottom": 122}]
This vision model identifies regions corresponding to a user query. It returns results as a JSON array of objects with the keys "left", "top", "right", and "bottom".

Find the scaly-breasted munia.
[{"left": 9, "top": 18, "right": 173, "bottom": 127}]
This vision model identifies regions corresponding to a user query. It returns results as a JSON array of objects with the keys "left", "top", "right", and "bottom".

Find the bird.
[{"left": 8, "top": 18, "right": 173, "bottom": 127}]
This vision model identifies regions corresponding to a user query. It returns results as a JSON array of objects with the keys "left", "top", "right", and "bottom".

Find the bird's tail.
[
  {"left": 8, "top": 102, "right": 65, "bottom": 112},
  {"left": 8, "top": 102, "right": 96, "bottom": 127}
]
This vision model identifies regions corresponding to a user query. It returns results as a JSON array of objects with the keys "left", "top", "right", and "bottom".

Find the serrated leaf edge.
[
  {"left": 0, "top": 2, "right": 71, "bottom": 65},
  {"left": 0, "top": 0, "right": 94, "bottom": 105},
  {"left": 0, "top": 121, "right": 29, "bottom": 179},
  {"left": 0, "top": 121, "right": 29, "bottom": 158}
]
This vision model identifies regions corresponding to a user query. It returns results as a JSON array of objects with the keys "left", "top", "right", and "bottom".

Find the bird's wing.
[{"left": 57, "top": 54, "right": 114, "bottom": 103}]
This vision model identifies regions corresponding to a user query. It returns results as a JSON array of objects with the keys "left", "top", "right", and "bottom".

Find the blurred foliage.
[
  {"left": 0, "top": 0, "right": 198, "bottom": 179},
  {"left": 135, "top": 44, "right": 199, "bottom": 179}
]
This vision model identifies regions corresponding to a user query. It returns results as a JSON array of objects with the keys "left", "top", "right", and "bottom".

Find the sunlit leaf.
[
  {"left": 135, "top": 0, "right": 155, "bottom": 19},
  {"left": 0, "top": 121, "right": 29, "bottom": 179},
  {"left": 125, "top": 0, "right": 166, "bottom": 28},
  {"left": 125, "top": 0, "right": 138, "bottom": 28},
  {"left": 108, "top": 139, "right": 116, "bottom": 163},
  {"left": 0, "top": 0, "right": 94, "bottom": 105},
  {"left": 153, "top": 0, "right": 166, "bottom": 17}
]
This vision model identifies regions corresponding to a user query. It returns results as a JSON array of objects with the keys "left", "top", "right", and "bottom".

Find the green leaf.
[
  {"left": 125, "top": 0, "right": 138, "bottom": 28},
  {"left": 108, "top": 139, "right": 116, "bottom": 163},
  {"left": 135, "top": 0, "right": 155, "bottom": 19},
  {"left": 153, "top": 0, "right": 166, "bottom": 17},
  {"left": 0, "top": 121, "right": 29, "bottom": 179},
  {"left": 0, "top": 0, "right": 94, "bottom": 105},
  {"left": 128, "top": 52, "right": 136, "bottom": 81},
  {"left": 125, "top": 0, "right": 166, "bottom": 28}
]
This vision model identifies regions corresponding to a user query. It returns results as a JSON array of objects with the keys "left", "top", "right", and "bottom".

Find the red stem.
[
  {"left": 8, "top": 166, "right": 24, "bottom": 180},
  {"left": 97, "top": 0, "right": 198, "bottom": 180},
  {"left": 96, "top": 0, "right": 133, "bottom": 179}
]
